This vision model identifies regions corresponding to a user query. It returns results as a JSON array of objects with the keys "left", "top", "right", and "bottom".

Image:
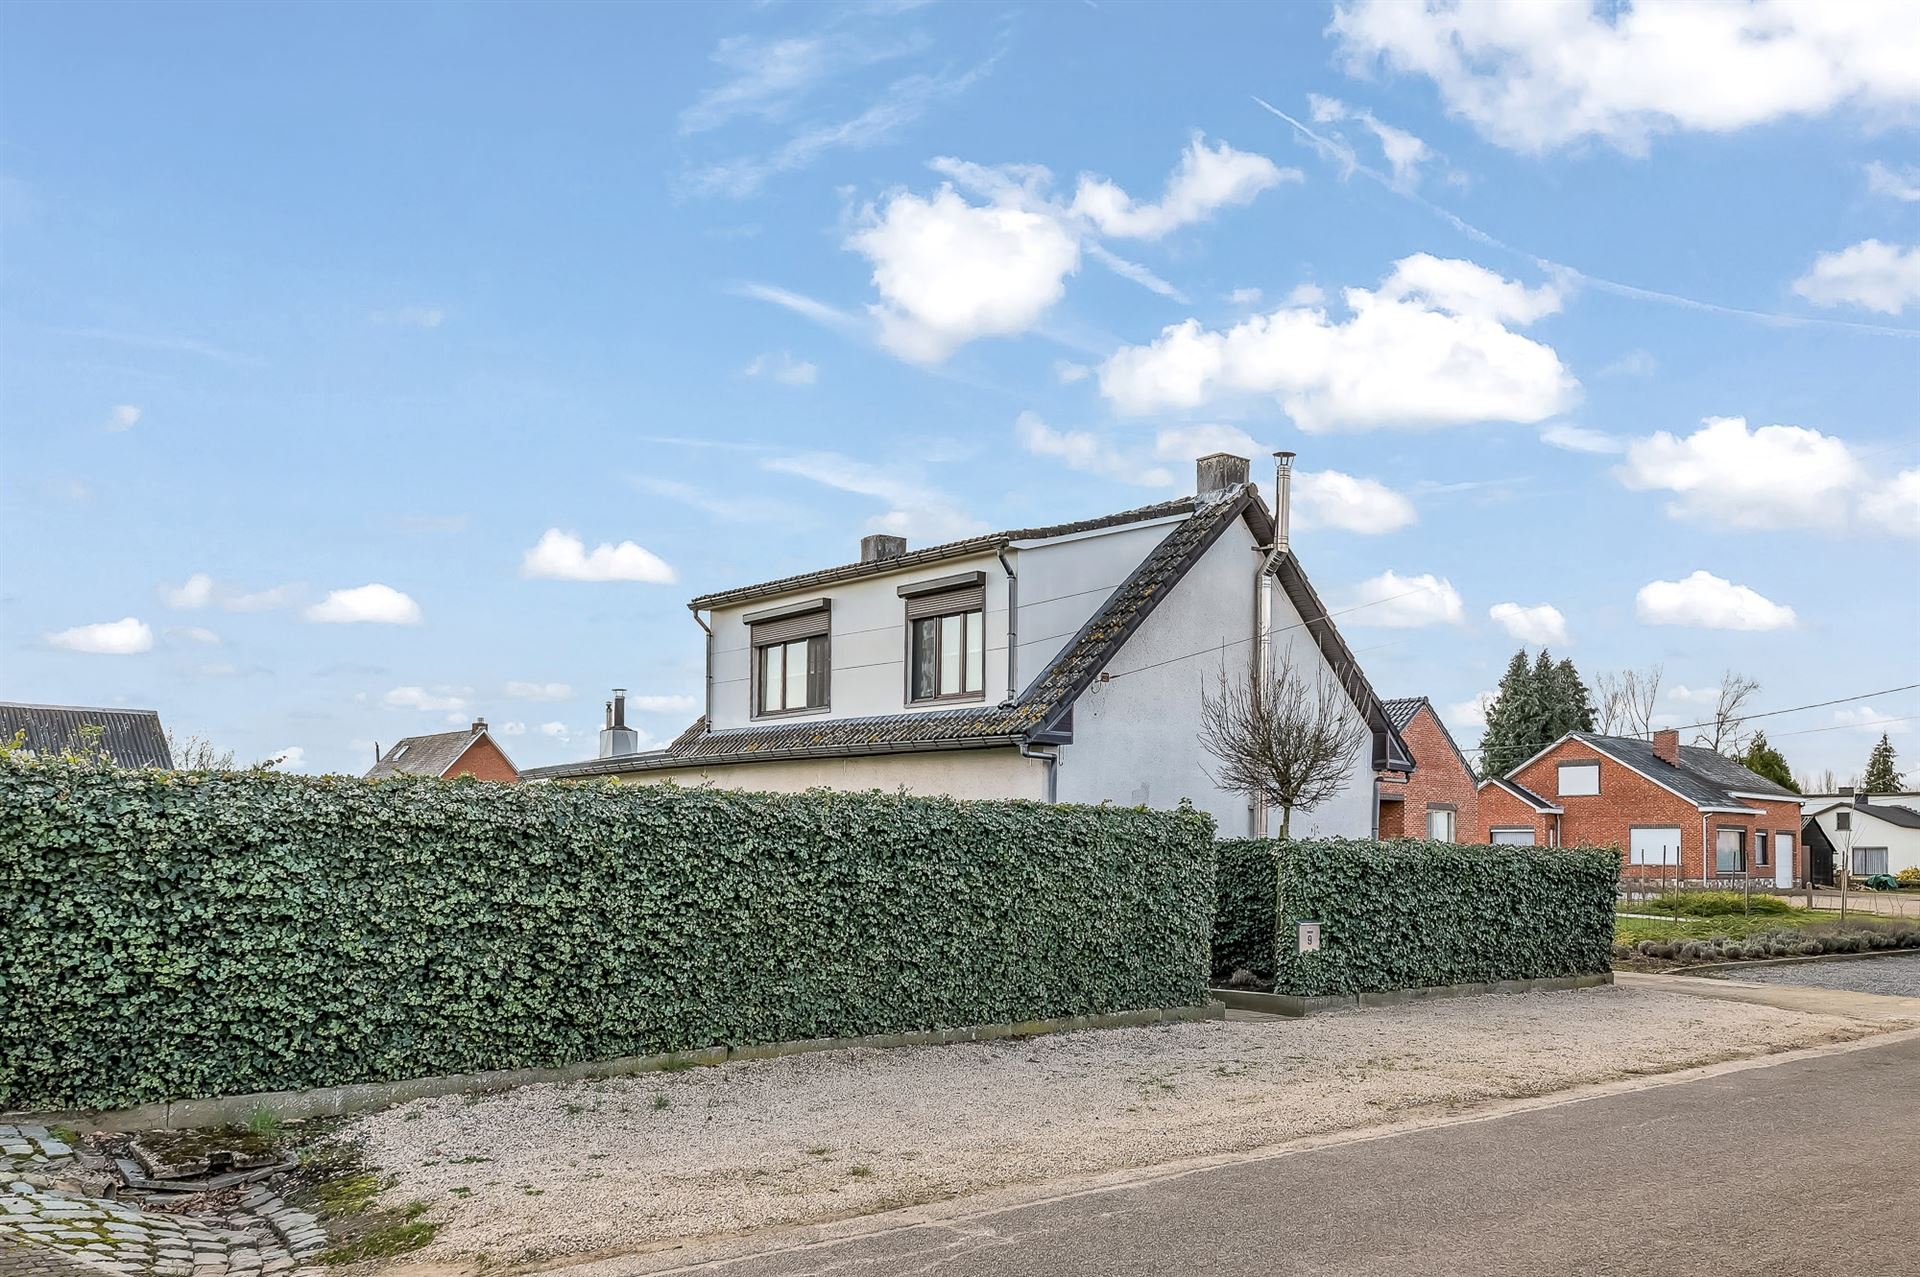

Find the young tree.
[
  {"left": 1739, "top": 732, "right": 1799, "bottom": 792},
  {"left": 167, "top": 732, "right": 238, "bottom": 770},
  {"left": 1476, "top": 650, "right": 1539, "bottom": 777},
  {"left": 1198, "top": 657, "right": 1367, "bottom": 839},
  {"left": 1596, "top": 664, "right": 1662, "bottom": 737},
  {"left": 1862, "top": 734, "right": 1905, "bottom": 793},
  {"left": 1694, "top": 671, "right": 1761, "bottom": 755}
]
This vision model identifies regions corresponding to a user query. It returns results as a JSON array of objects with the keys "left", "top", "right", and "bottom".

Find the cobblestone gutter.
[{"left": 0, "top": 1126, "right": 326, "bottom": 1277}]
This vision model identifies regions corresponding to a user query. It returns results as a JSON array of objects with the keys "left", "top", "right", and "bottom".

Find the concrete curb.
[
  {"left": 6, "top": 1002, "right": 1227, "bottom": 1133},
  {"left": 1212, "top": 972, "right": 1612, "bottom": 1018},
  {"left": 1679, "top": 947, "right": 1920, "bottom": 977}
]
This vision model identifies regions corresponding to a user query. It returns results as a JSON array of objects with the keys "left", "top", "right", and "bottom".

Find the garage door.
[
  {"left": 1630, "top": 827, "right": 1681, "bottom": 865},
  {"left": 1490, "top": 828, "right": 1536, "bottom": 846}
]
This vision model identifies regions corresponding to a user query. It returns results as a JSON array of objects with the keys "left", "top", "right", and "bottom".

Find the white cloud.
[
  {"left": 1445, "top": 691, "right": 1496, "bottom": 732},
  {"left": 730, "top": 282, "right": 864, "bottom": 335},
  {"left": 1832, "top": 705, "right": 1913, "bottom": 735},
  {"left": 228, "top": 583, "right": 300, "bottom": 612},
  {"left": 1865, "top": 161, "right": 1920, "bottom": 202},
  {"left": 539, "top": 721, "right": 571, "bottom": 739},
  {"left": 371, "top": 305, "right": 445, "bottom": 328},
  {"left": 1664, "top": 683, "right": 1729, "bottom": 707},
  {"left": 46, "top": 616, "right": 153, "bottom": 654},
  {"left": 1792, "top": 239, "right": 1920, "bottom": 314},
  {"left": 1099, "top": 254, "right": 1575, "bottom": 430},
  {"left": 263, "top": 746, "right": 306, "bottom": 772},
  {"left": 1541, "top": 422, "right": 1624, "bottom": 455},
  {"left": 106, "top": 404, "right": 142, "bottom": 432},
  {"left": 1016, "top": 412, "right": 1173, "bottom": 487},
  {"left": 1342, "top": 571, "right": 1465, "bottom": 628},
  {"left": 849, "top": 185, "right": 1081, "bottom": 363},
  {"left": 1291, "top": 470, "right": 1417, "bottom": 534},
  {"left": 1283, "top": 282, "right": 1326, "bottom": 306},
  {"left": 496, "top": 721, "right": 527, "bottom": 736},
  {"left": 1617, "top": 415, "right": 1916, "bottom": 537},
  {"left": 176, "top": 626, "right": 221, "bottom": 645},
  {"left": 520, "top": 530, "right": 677, "bottom": 584},
  {"left": 163, "top": 574, "right": 301, "bottom": 612},
  {"left": 385, "top": 686, "right": 470, "bottom": 713},
  {"left": 1331, "top": 0, "right": 1920, "bottom": 153},
  {"left": 1082, "top": 242, "right": 1186, "bottom": 301},
  {"left": 744, "top": 351, "right": 818, "bottom": 385},
  {"left": 1599, "top": 348, "right": 1659, "bottom": 378},
  {"left": 1228, "top": 287, "right": 1263, "bottom": 306},
  {"left": 505, "top": 681, "right": 573, "bottom": 702},
  {"left": 626, "top": 694, "right": 699, "bottom": 714},
  {"left": 1489, "top": 601, "right": 1569, "bottom": 646},
  {"left": 1635, "top": 571, "right": 1796, "bottom": 631},
  {"left": 1307, "top": 94, "right": 1433, "bottom": 188},
  {"left": 1068, "top": 134, "right": 1297, "bottom": 239},
  {"left": 1054, "top": 360, "right": 1091, "bottom": 384},
  {"left": 305, "top": 583, "right": 424, "bottom": 625},
  {"left": 1151, "top": 424, "right": 1265, "bottom": 465},
  {"left": 163, "top": 573, "right": 215, "bottom": 609},
  {"left": 764, "top": 452, "right": 984, "bottom": 542}
]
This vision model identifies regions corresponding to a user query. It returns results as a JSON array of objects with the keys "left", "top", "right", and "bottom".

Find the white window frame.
[
  {"left": 1426, "top": 807, "right": 1456, "bottom": 843},
  {"left": 1714, "top": 827, "right": 1747, "bottom": 875},
  {"left": 1557, "top": 761, "right": 1601, "bottom": 797},
  {"left": 1489, "top": 827, "right": 1536, "bottom": 846},
  {"left": 1853, "top": 847, "right": 1889, "bottom": 876}
]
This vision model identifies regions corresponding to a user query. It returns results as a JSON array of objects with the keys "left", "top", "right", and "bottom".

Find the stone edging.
[
  {"left": 1211, "top": 972, "right": 1613, "bottom": 1019},
  {"left": 1680, "top": 947, "right": 1920, "bottom": 977},
  {"left": 5, "top": 1003, "right": 1225, "bottom": 1133}
]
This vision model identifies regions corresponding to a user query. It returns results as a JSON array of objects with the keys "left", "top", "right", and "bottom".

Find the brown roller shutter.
[
  {"left": 751, "top": 606, "right": 830, "bottom": 645},
  {"left": 904, "top": 584, "right": 984, "bottom": 620}
]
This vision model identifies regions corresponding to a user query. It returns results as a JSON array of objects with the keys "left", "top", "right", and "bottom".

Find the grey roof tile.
[
  {"left": 1565, "top": 732, "right": 1801, "bottom": 809},
  {"left": 367, "top": 728, "right": 484, "bottom": 779},
  {"left": 1381, "top": 697, "right": 1424, "bottom": 732},
  {"left": 0, "top": 702, "right": 172, "bottom": 768},
  {"left": 1480, "top": 775, "right": 1562, "bottom": 813}
]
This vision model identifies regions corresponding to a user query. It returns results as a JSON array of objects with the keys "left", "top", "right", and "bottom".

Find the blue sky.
[{"left": 4, "top": 0, "right": 1916, "bottom": 782}]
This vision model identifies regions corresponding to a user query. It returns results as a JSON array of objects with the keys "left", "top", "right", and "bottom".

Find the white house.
[
  {"left": 525, "top": 454, "right": 1413, "bottom": 839},
  {"left": 1805, "top": 794, "right": 1920, "bottom": 878}
]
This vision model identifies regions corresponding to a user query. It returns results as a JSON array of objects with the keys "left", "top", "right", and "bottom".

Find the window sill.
[
  {"left": 751, "top": 705, "right": 831, "bottom": 722},
  {"left": 908, "top": 692, "right": 987, "bottom": 708}
]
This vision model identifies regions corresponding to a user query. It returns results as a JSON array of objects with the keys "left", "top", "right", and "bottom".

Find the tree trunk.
[{"left": 1278, "top": 806, "right": 1292, "bottom": 841}]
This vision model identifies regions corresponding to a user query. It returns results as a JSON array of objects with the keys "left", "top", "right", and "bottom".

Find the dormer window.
[
  {"left": 745, "top": 598, "right": 830, "bottom": 718},
  {"left": 900, "top": 572, "right": 986, "bottom": 704}
]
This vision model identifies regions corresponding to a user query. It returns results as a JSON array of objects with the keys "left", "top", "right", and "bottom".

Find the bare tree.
[
  {"left": 1198, "top": 657, "right": 1367, "bottom": 839},
  {"left": 1596, "top": 664, "right": 1663, "bottom": 736},
  {"left": 1694, "top": 670, "right": 1761, "bottom": 755}
]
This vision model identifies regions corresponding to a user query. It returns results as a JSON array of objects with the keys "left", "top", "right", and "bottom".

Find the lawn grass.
[{"left": 1615, "top": 907, "right": 1905, "bottom": 945}]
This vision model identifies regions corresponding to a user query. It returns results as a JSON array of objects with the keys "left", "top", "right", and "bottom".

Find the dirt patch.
[{"left": 345, "top": 986, "right": 1874, "bottom": 1267}]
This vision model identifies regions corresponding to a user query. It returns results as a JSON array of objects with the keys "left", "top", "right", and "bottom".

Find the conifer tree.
[
  {"left": 1862, "top": 734, "right": 1905, "bottom": 793},
  {"left": 1739, "top": 732, "right": 1799, "bottom": 792}
]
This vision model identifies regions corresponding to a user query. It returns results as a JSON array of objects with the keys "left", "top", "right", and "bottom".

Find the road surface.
[{"left": 598, "top": 1032, "right": 1920, "bottom": 1277}]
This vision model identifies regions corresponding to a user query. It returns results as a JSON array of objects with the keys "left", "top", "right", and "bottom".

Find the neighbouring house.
[
  {"left": 1802, "top": 789, "right": 1920, "bottom": 816},
  {"left": 366, "top": 717, "right": 520, "bottom": 782},
  {"left": 1479, "top": 728, "right": 1805, "bottom": 885},
  {"left": 0, "top": 701, "right": 172, "bottom": 768},
  {"left": 524, "top": 453, "right": 1414, "bottom": 838},
  {"left": 1804, "top": 792, "right": 1920, "bottom": 881},
  {"left": 1376, "top": 697, "right": 1478, "bottom": 842}
]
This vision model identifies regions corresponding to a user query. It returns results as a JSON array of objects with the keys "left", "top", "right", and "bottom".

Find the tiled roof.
[
  {"left": 0, "top": 702, "right": 172, "bottom": 769},
  {"left": 1841, "top": 801, "right": 1920, "bottom": 830},
  {"left": 1561, "top": 732, "right": 1802, "bottom": 810},
  {"left": 526, "top": 482, "right": 1413, "bottom": 782},
  {"left": 367, "top": 728, "right": 485, "bottom": 779},
  {"left": 1381, "top": 697, "right": 1424, "bottom": 732},
  {"left": 687, "top": 496, "right": 1196, "bottom": 611},
  {"left": 1480, "top": 775, "right": 1562, "bottom": 813}
]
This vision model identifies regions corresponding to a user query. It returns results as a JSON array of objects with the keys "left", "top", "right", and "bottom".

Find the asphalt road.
[
  {"left": 615, "top": 1033, "right": 1920, "bottom": 1277},
  {"left": 1728, "top": 953, "right": 1920, "bottom": 998}
]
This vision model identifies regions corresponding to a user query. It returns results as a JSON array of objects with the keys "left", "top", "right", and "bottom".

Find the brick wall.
[
  {"left": 1478, "top": 782, "right": 1557, "bottom": 846},
  {"left": 447, "top": 735, "right": 521, "bottom": 783},
  {"left": 1377, "top": 703, "right": 1479, "bottom": 842},
  {"left": 1504, "top": 742, "right": 1799, "bottom": 884}
]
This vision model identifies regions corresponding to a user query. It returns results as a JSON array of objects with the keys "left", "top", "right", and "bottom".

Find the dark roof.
[
  {"left": 1551, "top": 732, "right": 1801, "bottom": 810},
  {"left": 526, "top": 484, "right": 1413, "bottom": 781},
  {"left": 0, "top": 702, "right": 172, "bottom": 768},
  {"left": 1381, "top": 697, "right": 1424, "bottom": 732},
  {"left": 1479, "top": 775, "right": 1562, "bottom": 813},
  {"left": 367, "top": 727, "right": 493, "bottom": 779},
  {"left": 1850, "top": 802, "right": 1920, "bottom": 830},
  {"left": 687, "top": 496, "right": 1196, "bottom": 612}
]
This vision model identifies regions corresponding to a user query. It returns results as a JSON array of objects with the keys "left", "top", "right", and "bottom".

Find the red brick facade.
[
  {"left": 1478, "top": 780, "right": 1560, "bottom": 847},
  {"left": 1377, "top": 702, "right": 1479, "bottom": 842},
  {"left": 445, "top": 735, "right": 521, "bottom": 782},
  {"left": 1486, "top": 739, "right": 1802, "bottom": 884}
]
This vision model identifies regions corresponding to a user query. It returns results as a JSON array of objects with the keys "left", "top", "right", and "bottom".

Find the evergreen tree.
[
  {"left": 1476, "top": 649, "right": 1537, "bottom": 778},
  {"left": 1479, "top": 648, "right": 1600, "bottom": 778},
  {"left": 1862, "top": 734, "right": 1905, "bottom": 793},
  {"left": 1739, "top": 732, "right": 1799, "bottom": 792},
  {"left": 1549, "top": 656, "right": 1597, "bottom": 737}
]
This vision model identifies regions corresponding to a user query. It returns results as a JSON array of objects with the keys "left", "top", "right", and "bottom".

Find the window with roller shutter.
[{"left": 746, "top": 599, "right": 830, "bottom": 718}]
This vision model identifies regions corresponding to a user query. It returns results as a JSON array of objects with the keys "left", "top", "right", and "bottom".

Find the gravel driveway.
[
  {"left": 346, "top": 987, "right": 1869, "bottom": 1266},
  {"left": 1723, "top": 953, "right": 1920, "bottom": 997}
]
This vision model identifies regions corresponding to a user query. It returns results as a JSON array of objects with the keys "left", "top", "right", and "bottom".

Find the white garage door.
[
  {"left": 1630, "top": 827, "right": 1681, "bottom": 866},
  {"left": 1490, "top": 828, "right": 1536, "bottom": 846}
]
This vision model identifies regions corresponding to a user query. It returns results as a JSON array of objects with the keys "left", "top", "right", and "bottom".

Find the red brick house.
[
  {"left": 1376, "top": 697, "right": 1478, "bottom": 841},
  {"left": 366, "top": 718, "right": 520, "bottom": 782},
  {"left": 1479, "top": 728, "right": 1803, "bottom": 884}
]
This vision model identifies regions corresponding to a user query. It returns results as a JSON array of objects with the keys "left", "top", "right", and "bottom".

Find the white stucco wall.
[
  {"left": 1052, "top": 519, "right": 1377, "bottom": 840},
  {"left": 1809, "top": 805, "right": 1920, "bottom": 874},
  {"left": 607, "top": 746, "right": 1047, "bottom": 800}
]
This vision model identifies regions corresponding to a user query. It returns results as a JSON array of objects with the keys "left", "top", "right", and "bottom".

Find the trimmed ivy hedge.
[
  {"left": 0, "top": 757, "right": 1216, "bottom": 1112},
  {"left": 1213, "top": 837, "right": 1618, "bottom": 996}
]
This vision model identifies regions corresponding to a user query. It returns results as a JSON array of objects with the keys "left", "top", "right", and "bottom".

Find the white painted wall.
[
  {"left": 1053, "top": 518, "right": 1376, "bottom": 840},
  {"left": 608, "top": 747, "right": 1047, "bottom": 800},
  {"left": 705, "top": 517, "right": 1183, "bottom": 730},
  {"left": 1809, "top": 804, "right": 1920, "bottom": 875}
]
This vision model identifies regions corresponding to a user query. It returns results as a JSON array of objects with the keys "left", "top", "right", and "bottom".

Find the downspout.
[
  {"left": 1700, "top": 811, "right": 1708, "bottom": 883},
  {"left": 1019, "top": 740, "right": 1058, "bottom": 803},
  {"left": 690, "top": 607, "right": 713, "bottom": 725},
  {"left": 996, "top": 546, "right": 1018, "bottom": 704},
  {"left": 1251, "top": 451, "right": 1295, "bottom": 839}
]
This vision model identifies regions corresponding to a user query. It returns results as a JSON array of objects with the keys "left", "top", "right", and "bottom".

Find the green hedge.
[
  {"left": 1211, "top": 837, "right": 1285, "bottom": 981},
  {"left": 1213, "top": 837, "right": 1619, "bottom": 996},
  {"left": 0, "top": 757, "right": 1215, "bottom": 1112}
]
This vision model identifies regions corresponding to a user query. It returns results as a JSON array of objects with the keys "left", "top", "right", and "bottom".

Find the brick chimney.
[
  {"left": 471, "top": 717, "right": 488, "bottom": 734},
  {"left": 1196, "top": 453, "right": 1250, "bottom": 496},
  {"left": 1652, "top": 728, "right": 1679, "bottom": 766},
  {"left": 861, "top": 534, "right": 907, "bottom": 563}
]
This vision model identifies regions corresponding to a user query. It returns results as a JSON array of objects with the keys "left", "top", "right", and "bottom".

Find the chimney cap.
[
  {"left": 861, "top": 533, "right": 908, "bottom": 563},
  {"left": 1196, "top": 452, "right": 1251, "bottom": 495},
  {"left": 472, "top": 717, "right": 487, "bottom": 733}
]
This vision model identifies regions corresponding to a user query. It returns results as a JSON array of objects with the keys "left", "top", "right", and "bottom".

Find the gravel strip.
[
  {"left": 1724, "top": 952, "right": 1920, "bottom": 997},
  {"left": 348, "top": 987, "right": 1868, "bottom": 1264}
]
